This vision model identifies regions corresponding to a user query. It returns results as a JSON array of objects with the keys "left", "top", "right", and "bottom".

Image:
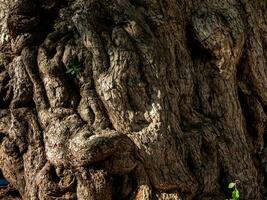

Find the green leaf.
[
  {"left": 66, "top": 58, "right": 82, "bottom": 76},
  {"left": 66, "top": 68, "right": 73, "bottom": 74},
  {"left": 228, "top": 182, "right": 235, "bottom": 189},
  {"left": 232, "top": 189, "right": 239, "bottom": 199}
]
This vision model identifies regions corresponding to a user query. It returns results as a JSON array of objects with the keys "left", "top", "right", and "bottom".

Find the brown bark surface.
[{"left": 0, "top": 0, "right": 267, "bottom": 199}]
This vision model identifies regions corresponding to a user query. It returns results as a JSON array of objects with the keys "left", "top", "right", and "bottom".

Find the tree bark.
[{"left": 0, "top": 0, "right": 266, "bottom": 199}]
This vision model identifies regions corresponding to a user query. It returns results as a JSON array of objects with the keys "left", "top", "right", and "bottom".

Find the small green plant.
[
  {"left": 66, "top": 58, "right": 81, "bottom": 76},
  {"left": 227, "top": 180, "right": 240, "bottom": 200}
]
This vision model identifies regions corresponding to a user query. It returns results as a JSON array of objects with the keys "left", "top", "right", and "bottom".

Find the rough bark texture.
[{"left": 0, "top": 0, "right": 267, "bottom": 199}]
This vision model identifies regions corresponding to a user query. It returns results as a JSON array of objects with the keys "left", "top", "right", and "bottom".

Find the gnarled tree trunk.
[{"left": 0, "top": 0, "right": 266, "bottom": 199}]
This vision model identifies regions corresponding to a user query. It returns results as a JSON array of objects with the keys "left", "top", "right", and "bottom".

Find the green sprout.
[
  {"left": 66, "top": 58, "right": 81, "bottom": 76},
  {"left": 227, "top": 180, "right": 240, "bottom": 200}
]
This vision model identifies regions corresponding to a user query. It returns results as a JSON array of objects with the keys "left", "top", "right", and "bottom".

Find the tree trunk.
[{"left": 0, "top": 0, "right": 266, "bottom": 199}]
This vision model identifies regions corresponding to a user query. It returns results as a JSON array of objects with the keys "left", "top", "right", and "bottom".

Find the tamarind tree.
[{"left": 0, "top": 0, "right": 266, "bottom": 199}]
